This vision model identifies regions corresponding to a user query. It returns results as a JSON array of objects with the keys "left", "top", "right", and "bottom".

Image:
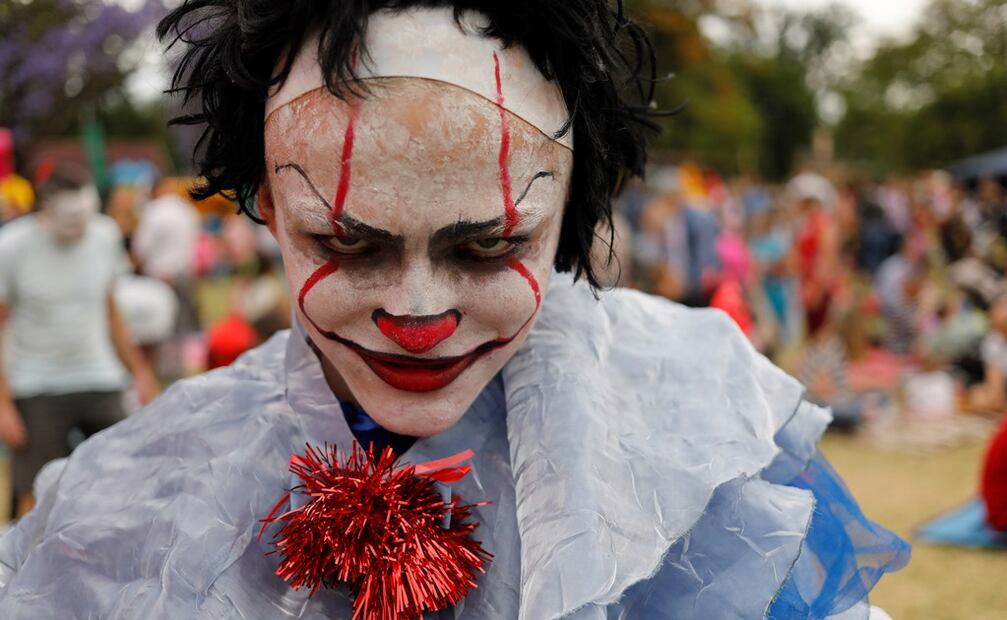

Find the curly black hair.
[{"left": 157, "top": 0, "right": 658, "bottom": 289}]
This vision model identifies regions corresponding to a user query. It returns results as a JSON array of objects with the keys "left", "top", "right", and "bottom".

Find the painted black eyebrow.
[
  {"left": 278, "top": 162, "right": 554, "bottom": 210},
  {"left": 276, "top": 162, "right": 551, "bottom": 247},
  {"left": 274, "top": 162, "right": 329, "bottom": 210},
  {"left": 429, "top": 217, "right": 506, "bottom": 247},
  {"left": 515, "top": 171, "right": 556, "bottom": 206},
  {"left": 275, "top": 162, "right": 402, "bottom": 245},
  {"left": 339, "top": 215, "right": 403, "bottom": 244}
]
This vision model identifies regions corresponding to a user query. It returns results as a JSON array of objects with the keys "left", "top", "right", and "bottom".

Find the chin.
[
  {"left": 362, "top": 400, "right": 465, "bottom": 438},
  {"left": 353, "top": 383, "right": 482, "bottom": 437}
]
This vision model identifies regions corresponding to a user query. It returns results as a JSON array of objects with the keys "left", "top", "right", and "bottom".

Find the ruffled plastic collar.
[{"left": 500, "top": 274, "right": 814, "bottom": 618}]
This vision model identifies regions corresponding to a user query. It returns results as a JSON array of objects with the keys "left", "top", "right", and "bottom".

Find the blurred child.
[
  {"left": 750, "top": 203, "right": 801, "bottom": 349},
  {"left": 795, "top": 294, "right": 881, "bottom": 430},
  {"left": 969, "top": 290, "right": 1007, "bottom": 413},
  {"left": 875, "top": 239, "right": 929, "bottom": 356}
]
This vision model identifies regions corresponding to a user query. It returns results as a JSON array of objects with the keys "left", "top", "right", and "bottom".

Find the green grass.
[{"left": 821, "top": 433, "right": 1007, "bottom": 619}]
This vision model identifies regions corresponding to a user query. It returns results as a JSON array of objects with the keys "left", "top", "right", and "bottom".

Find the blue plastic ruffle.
[{"left": 768, "top": 453, "right": 912, "bottom": 619}]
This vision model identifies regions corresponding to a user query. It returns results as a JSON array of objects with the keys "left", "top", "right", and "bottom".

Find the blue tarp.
[
  {"left": 917, "top": 499, "right": 1007, "bottom": 550},
  {"left": 949, "top": 146, "right": 1007, "bottom": 180}
]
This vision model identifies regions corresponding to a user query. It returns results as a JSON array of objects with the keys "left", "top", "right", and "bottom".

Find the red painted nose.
[{"left": 373, "top": 310, "right": 461, "bottom": 354}]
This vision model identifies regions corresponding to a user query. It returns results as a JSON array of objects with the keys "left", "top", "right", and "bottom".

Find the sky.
[{"left": 761, "top": 0, "right": 930, "bottom": 40}]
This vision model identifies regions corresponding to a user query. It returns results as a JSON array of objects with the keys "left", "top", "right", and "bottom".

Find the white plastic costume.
[{"left": 0, "top": 275, "right": 908, "bottom": 618}]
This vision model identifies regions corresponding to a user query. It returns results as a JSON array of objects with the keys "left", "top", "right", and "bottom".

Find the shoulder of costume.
[
  {"left": 82, "top": 328, "right": 292, "bottom": 465},
  {"left": 500, "top": 274, "right": 906, "bottom": 619},
  {"left": 25, "top": 326, "right": 292, "bottom": 489},
  {"left": 0, "top": 330, "right": 301, "bottom": 614}
]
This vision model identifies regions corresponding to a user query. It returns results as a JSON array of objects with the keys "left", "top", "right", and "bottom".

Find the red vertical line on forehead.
[
  {"left": 493, "top": 51, "right": 519, "bottom": 238},
  {"left": 331, "top": 101, "right": 361, "bottom": 235},
  {"left": 298, "top": 51, "right": 364, "bottom": 342},
  {"left": 495, "top": 54, "right": 542, "bottom": 322}
]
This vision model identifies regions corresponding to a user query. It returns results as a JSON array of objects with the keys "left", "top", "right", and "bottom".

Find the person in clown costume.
[{"left": 0, "top": 2, "right": 908, "bottom": 618}]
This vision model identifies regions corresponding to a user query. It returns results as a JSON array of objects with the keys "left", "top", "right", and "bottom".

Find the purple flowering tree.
[{"left": 0, "top": 0, "right": 167, "bottom": 143}]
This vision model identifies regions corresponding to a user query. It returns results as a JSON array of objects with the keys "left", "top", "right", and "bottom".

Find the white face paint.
[
  {"left": 264, "top": 75, "right": 572, "bottom": 437},
  {"left": 260, "top": 8, "right": 574, "bottom": 438},
  {"left": 44, "top": 186, "right": 99, "bottom": 244}
]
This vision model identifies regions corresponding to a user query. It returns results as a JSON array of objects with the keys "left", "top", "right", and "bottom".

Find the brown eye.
[
  {"left": 463, "top": 238, "right": 514, "bottom": 258},
  {"left": 321, "top": 235, "right": 373, "bottom": 255}
]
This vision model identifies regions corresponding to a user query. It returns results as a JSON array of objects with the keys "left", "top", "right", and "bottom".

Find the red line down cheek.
[
  {"left": 507, "top": 257, "right": 542, "bottom": 312},
  {"left": 298, "top": 259, "right": 341, "bottom": 331}
]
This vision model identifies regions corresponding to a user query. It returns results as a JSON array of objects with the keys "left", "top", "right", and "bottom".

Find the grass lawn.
[{"left": 821, "top": 433, "right": 1007, "bottom": 619}]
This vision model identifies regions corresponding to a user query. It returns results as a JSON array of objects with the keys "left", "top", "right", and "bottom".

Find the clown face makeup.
[{"left": 261, "top": 12, "right": 573, "bottom": 437}]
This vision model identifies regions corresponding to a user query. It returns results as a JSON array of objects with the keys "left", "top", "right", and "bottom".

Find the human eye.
[
  {"left": 460, "top": 237, "right": 519, "bottom": 260},
  {"left": 314, "top": 234, "right": 375, "bottom": 256}
]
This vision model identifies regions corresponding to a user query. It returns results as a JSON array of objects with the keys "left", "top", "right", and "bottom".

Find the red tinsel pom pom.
[{"left": 259, "top": 443, "right": 491, "bottom": 620}]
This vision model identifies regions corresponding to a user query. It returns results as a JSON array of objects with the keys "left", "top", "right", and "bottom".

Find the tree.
[
  {"left": 627, "top": 0, "right": 854, "bottom": 180},
  {"left": 728, "top": 52, "right": 816, "bottom": 179},
  {"left": 835, "top": 0, "right": 1007, "bottom": 172},
  {"left": 726, "top": 3, "right": 856, "bottom": 179},
  {"left": 627, "top": 0, "right": 766, "bottom": 175},
  {"left": 0, "top": 0, "right": 167, "bottom": 144}
]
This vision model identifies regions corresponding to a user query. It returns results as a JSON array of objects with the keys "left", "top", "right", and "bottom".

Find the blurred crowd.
[
  {"left": 613, "top": 163, "right": 1007, "bottom": 429},
  {"left": 5, "top": 153, "right": 1007, "bottom": 433},
  {"left": 0, "top": 158, "right": 290, "bottom": 404},
  {"left": 2, "top": 147, "right": 1007, "bottom": 523}
]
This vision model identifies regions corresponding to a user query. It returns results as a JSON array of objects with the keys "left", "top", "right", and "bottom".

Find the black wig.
[{"left": 157, "top": 0, "right": 659, "bottom": 289}]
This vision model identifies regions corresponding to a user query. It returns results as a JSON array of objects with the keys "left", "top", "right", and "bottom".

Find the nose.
[{"left": 372, "top": 309, "right": 462, "bottom": 354}]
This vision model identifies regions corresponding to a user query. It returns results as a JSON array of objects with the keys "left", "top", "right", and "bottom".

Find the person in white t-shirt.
[
  {"left": 0, "top": 163, "right": 158, "bottom": 517},
  {"left": 131, "top": 180, "right": 201, "bottom": 336},
  {"left": 132, "top": 181, "right": 200, "bottom": 283}
]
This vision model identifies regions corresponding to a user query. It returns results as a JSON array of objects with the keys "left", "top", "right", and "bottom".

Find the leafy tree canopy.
[{"left": 835, "top": 0, "right": 1007, "bottom": 173}]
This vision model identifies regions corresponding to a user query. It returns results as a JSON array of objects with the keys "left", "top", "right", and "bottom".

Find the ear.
[{"left": 257, "top": 180, "right": 277, "bottom": 235}]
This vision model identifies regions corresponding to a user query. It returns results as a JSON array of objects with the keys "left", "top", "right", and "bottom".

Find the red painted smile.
[{"left": 346, "top": 341, "right": 501, "bottom": 393}]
